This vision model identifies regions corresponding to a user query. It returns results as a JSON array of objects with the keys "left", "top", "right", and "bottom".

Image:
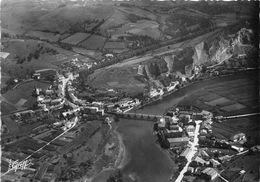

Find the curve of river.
[{"left": 92, "top": 71, "right": 255, "bottom": 182}]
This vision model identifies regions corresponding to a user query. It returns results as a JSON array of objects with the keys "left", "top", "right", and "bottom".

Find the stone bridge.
[{"left": 108, "top": 112, "right": 172, "bottom": 122}]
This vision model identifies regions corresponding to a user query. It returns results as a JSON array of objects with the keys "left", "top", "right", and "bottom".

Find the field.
[
  {"left": 61, "top": 32, "right": 91, "bottom": 45},
  {"left": 1, "top": 0, "right": 52, "bottom": 34},
  {"left": 0, "top": 100, "right": 17, "bottom": 115},
  {"left": 72, "top": 47, "right": 104, "bottom": 61},
  {"left": 1, "top": 39, "right": 60, "bottom": 78},
  {"left": 99, "top": 6, "right": 163, "bottom": 40},
  {"left": 221, "top": 153, "right": 260, "bottom": 182},
  {"left": 79, "top": 35, "right": 107, "bottom": 50},
  {"left": 99, "top": 9, "right": 129, "bottom": 31},
  {"left": 212, "top": 13, "right": 247, "bottom": 28},
  {"left": 104, "top": 41, "right": 126, "bottom": 50},
  {"left": 88, "top": 66, "right": 145, "bottom": 96},
  {"left": 25, "top": 31, "right": 61, "bottom": 42},
  {"left": 164, "top": 9, "right": 211, "bottom": 37},
  {"left": 110, "top": 20, "right": 162, "bottom": 40},
  {"left": 1, "top": 81, "right": 50, "bottom": 114},
  {"left": 33, "top": 5, "right": 114, "bottom": 34},
  {"left": 1, "top": 0, "right": 114, "bottom": 35},
  {"left": 1, "top": 73, "right": 11, "bottom": 88},
  {"left": 115, "top": 6, "right": 157, "bottom": 21}
]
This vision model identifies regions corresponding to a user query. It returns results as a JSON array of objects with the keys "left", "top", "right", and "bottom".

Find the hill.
[
  {"left": 86, "top": 28, "right": 258, "bottom": 96},
  {"left": 34, "top": 5, "right": 114, "bottom": 34}
]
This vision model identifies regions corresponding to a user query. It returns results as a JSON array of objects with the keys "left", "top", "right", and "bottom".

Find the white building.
[
  {"left": 37, "top": 95, "right": 45, "bottom": 102},
  {"left": 167, "top": 81, "right": 179, "bottom": 92},
  {"left": 202, "top": 168, "right": 218, "bottom": 180},
  {"left": 105, "top": 53, "right": 114, "bottom": 58},
  {"left": 180, "top": 148, "right": 193, "bottom": 160},
  {"left": 0, "top": 52, "right": 10, "bottom": 59},
  {"left": 158, "top": 117, "right": 166, "bottom": 128},
  {"left": 210, "top": 159, "right": 221, "bottom": 167},
  {"left": 149, "top": 88, "right": 164, "bottom": 98},
  {"left": 186, "top": 125, "right": 195, "bottom": 137},
  {"left": 231, "top": 145, "right": 245, "bottom": 152}
]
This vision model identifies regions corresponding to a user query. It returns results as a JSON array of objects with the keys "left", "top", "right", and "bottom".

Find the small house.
[{"left": 201, "top": 167, "right": 218, "bottom": 181}]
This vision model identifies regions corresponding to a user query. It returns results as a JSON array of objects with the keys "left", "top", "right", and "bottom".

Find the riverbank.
[
  {"left": 114, "top": 129, "right": 128, "bottom": 169},
  {"left": 86, "top": 126, "right": 128, "bottom": 182},
  {"left": 131, "top": 69, "right": 257, "bottom": 113}
]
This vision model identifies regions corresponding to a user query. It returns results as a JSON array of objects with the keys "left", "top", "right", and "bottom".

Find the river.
[{"left": 92, "top": 70, "right": 257, "bottom": 182}]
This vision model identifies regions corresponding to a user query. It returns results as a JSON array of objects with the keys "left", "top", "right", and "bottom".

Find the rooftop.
[
  {"left": 202, "top": 167, "right": 218, "bottom": 176},
  {"left": 167, "top": 137, "right": 189, "bottom": 143}
]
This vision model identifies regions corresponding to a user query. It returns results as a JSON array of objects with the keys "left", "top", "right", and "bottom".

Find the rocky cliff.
[{"left": 144, "top": 28, "right": 256, "bottom": 81}]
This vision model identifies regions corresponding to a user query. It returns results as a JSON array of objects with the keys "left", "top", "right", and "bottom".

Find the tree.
[{"left": 107, "top": 170, "right": 123, "bottom": 182}]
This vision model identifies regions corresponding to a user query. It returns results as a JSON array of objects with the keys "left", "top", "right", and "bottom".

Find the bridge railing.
[{"left": 109, "top": 112, "right": 172, "bottom": 122}]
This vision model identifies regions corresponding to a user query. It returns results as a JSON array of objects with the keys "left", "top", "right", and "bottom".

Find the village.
[
  {"left": 1, "top": 44, "right": 257, "bottom": 181},
  {"left": 1, "top": 1, "right": 258, "bottom": 182},
  {"left": 1, "top": 41, "right": 258, "bottom": 182},
  {"left": 153, "top": 106, "right": 253, "bottom": 182}
]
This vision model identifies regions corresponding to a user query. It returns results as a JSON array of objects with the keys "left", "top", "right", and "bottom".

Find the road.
[{"left": 175, "top": 120, "right": 202, "bottom": 182}]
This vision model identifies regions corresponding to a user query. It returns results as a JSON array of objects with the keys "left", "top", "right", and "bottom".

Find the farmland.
[
  {"left": 115, "top": 6, "right": 157, "bottom": 21},
  {"left": 61, "top": 32, "right": 91, "bottom": 45},
  {"left": 1, "top": 39, "right": 60, "bottom": 78},
  {"left": 221, "top": 153, "right": 260, "bottom": 182},
  {"left": 88, "top": 66, "right": 146, "bottom": 96},
  {"left": 72, "top": 47, "right": 104, "bottom": 61},
  {"left": 33, "top": 5, "right": 114, "bottom": 34},
  {"left": 109, "top": 20, "right": 162, "bottom": 40},
  {"left": 25, "top": 31, "right": 61, "bottom": 42},
  {"left": 104, "top": 41, "right": 126, "bottom": 51},
  {"left": 79, "top": 35, "right": 107, "bottom": 50}
]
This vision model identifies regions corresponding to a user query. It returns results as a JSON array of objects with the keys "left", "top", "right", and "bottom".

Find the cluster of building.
[
  {"left": 61, "top": 57, "right": 95, "bottom": 72},
  {"left": 144, "top": 64, "right": 203, "bottom": 101},
  {"left": 154, "top": 107, "right": 250, "bottom": 182},
  {"left": 155, "top": 108, "right": 212, "bottom": 148},
  {"left": 54, "top": 115, "right": 79, "bottom": 131},
  {"left": 106, "top": 97, "right": 141, "bottom": 113},
  {"left": 67, "top": 80, "right": 86, "bottom": 106},
  {"left": 166, "top": 81, "right": 180, "bottom": 92},
  {"left": 33, "top": 74, "right": 66, "bottom": 111},
  {"left": 148, "top": 87, "right": 164, "bottom": 98}
]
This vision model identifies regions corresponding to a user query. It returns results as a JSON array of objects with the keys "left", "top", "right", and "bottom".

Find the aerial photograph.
[{"left": 0, "top": 0, "right": 259, "bottom": 182}]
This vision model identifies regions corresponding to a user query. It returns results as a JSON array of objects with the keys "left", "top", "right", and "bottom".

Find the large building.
[
  {"left": 166, "top": 137, "right": 189, "bottom": 148},
  {"left": 186, "top": 125, "right": 195, "bottom": 137},
  {"left": 180, "top": 148, "right": 193, "bottom": 160}
]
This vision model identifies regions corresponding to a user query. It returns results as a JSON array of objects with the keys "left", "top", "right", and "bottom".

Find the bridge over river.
[{"left": 108, "top": 112, "right": 173, "bottom": 122}]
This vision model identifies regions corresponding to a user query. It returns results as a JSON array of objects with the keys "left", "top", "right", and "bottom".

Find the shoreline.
[
  {"left": 131, "top": 69, "right": 257, "bottom": 112},
  {"left": 114, "top": 129, "right": 128, "bottom": 169},
  {"left": 83, "top": 127, "right": 128, "bottom": 182}
]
